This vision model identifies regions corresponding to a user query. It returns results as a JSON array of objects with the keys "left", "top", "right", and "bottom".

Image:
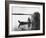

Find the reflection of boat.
[{"left": 18, "top": 17, "right": 32, "bottom": 28}]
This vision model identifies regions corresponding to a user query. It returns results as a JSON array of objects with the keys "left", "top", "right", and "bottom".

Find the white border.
[{"left": 9, "top": 4, "right": 43, "bottom": 35}]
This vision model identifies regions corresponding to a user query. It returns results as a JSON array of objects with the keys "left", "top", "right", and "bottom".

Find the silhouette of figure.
[{"left": 31, "top": 12, "right": 40, "bottom": 30}]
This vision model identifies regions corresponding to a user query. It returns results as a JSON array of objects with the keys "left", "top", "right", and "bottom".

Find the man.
[{"left": 31, "top": 12, "right": 40, "bottom": 30}]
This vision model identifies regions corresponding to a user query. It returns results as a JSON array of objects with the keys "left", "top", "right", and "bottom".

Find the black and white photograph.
[
  {"left": 5, "top": 1, "right": 45, "bottom": 37},
  {"left": 12, "top": 5, "right": 40, "bottom": 31}
]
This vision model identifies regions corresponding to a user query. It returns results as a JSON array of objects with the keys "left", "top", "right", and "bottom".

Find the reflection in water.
[{"left": 18, "top": 17, "right": 32, "bottom": 31}]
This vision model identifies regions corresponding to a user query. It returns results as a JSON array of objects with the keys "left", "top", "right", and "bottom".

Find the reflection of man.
[
  {"left": 18, "top": 17, "right": 32, "bottom": 31},
  {"left": 31, "top": 12, "right": 40, "bottom": 30}
]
